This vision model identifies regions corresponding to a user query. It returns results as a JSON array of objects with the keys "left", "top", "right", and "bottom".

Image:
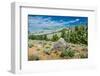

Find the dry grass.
[{"left": 28, "top": 40, "right": 88, "bottom": 61}]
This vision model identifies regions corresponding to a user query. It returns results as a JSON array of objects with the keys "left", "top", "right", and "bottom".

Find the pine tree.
[{"left": 52, "top": 34, "right": 59, "bottom": 41}]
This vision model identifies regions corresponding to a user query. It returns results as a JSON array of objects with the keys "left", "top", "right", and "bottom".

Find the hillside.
[{"left": 28, "top": 25, "right": 88, "bottom": 60}]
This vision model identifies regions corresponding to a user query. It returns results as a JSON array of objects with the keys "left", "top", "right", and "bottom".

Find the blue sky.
[{"left": 28, "top": 15, "right": 88, "bottom": 33}]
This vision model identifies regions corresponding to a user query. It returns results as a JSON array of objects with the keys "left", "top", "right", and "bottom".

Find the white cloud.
[
  {"left": 29, "top": 16, "right": 65, "bottom": 27},
  {"left": 28, "top": 16, "right": 80, "bottom": 28},
  {"left": 64, "top": 19, "right": 80, "bottom": 24}
]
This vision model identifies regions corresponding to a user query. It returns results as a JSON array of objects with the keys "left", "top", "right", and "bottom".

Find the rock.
[{"left": 53, "top": 38, "right": 68, "bottom": 51}]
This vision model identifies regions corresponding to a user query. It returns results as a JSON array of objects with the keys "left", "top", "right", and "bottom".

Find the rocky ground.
[{"left": 28, "top": 38, "right": 88, "bottom": 61}]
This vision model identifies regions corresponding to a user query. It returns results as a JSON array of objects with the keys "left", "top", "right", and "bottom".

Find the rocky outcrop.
[{"left": 53, "top": 38, "right": 68, "bottom": 51}]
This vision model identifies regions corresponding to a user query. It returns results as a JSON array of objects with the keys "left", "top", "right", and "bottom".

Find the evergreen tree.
[{"left": 52, "top": 34, "right": 59, "bottom": 41}]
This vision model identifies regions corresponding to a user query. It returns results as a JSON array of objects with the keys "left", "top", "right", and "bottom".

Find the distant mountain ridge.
[{"left": 29, "top": 24, "right": 87, "bottom": 35}]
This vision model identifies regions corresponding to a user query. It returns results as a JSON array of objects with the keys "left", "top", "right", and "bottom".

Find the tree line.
[{"left": 28, "top": 25, "right": 88, "bottom": 45}]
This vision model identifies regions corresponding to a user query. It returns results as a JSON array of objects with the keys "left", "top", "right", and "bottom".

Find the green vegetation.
[
  {"left": 28, "top": 55, "right": 40, "bottom": 61},
  {"left": 52, "top": 34, "right": 59, "bottom": 41},
  {"left": 28, "top": 25, "right": 88, "bottom": 60},
  {"left": 62, "top": 26, "right": 88, "bottom": 45},
  {"left": 80, "top": 53, "right": 88, "bottom": 58},
  {"left": 28, "top": 43, "right": 33, "bottom": 48},
  {"left": 60, "top": 48, "right": 75, "bottom": 58},
  {"left": 28, "top": 25, "right": 87, "bottom": 45}
]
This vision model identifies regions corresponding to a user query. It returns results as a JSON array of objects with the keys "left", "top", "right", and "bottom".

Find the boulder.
[{"left": 53, "top": 38, "right": 68, "bottom": 51}]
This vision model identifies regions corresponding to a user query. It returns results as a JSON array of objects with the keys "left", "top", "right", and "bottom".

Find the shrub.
[
  {"left": 28, "top": 55, "right": 40, "bottom": 61},
  {"left": 28, "top": 34, "right": 48, "bottom": 40},
  {"left": 28, "top": 35, "right": 36, "bottom": 40},
  {"left": 44, "top": 46, "right": 51, "bottom": 55},
  {"left": 28, "top": 43, "right": 33, "bottom": 48},
  {"left": 61, "top": 29, "right": 66, "bottom": 38},
  {"left": 80, "top": 54, "right": 88, "bottom": 58},
  {"left": 52, "top": 34, "right": 59, "bottom": 41},
  {"left": 60, "top": 48, "right": 75, "bottom": 58},
  {"left": 37, "top": 48, "right": 41, "bottom": 51},
  {"left": 64, "top": 26, "right": 88, "bottom": 45}
]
